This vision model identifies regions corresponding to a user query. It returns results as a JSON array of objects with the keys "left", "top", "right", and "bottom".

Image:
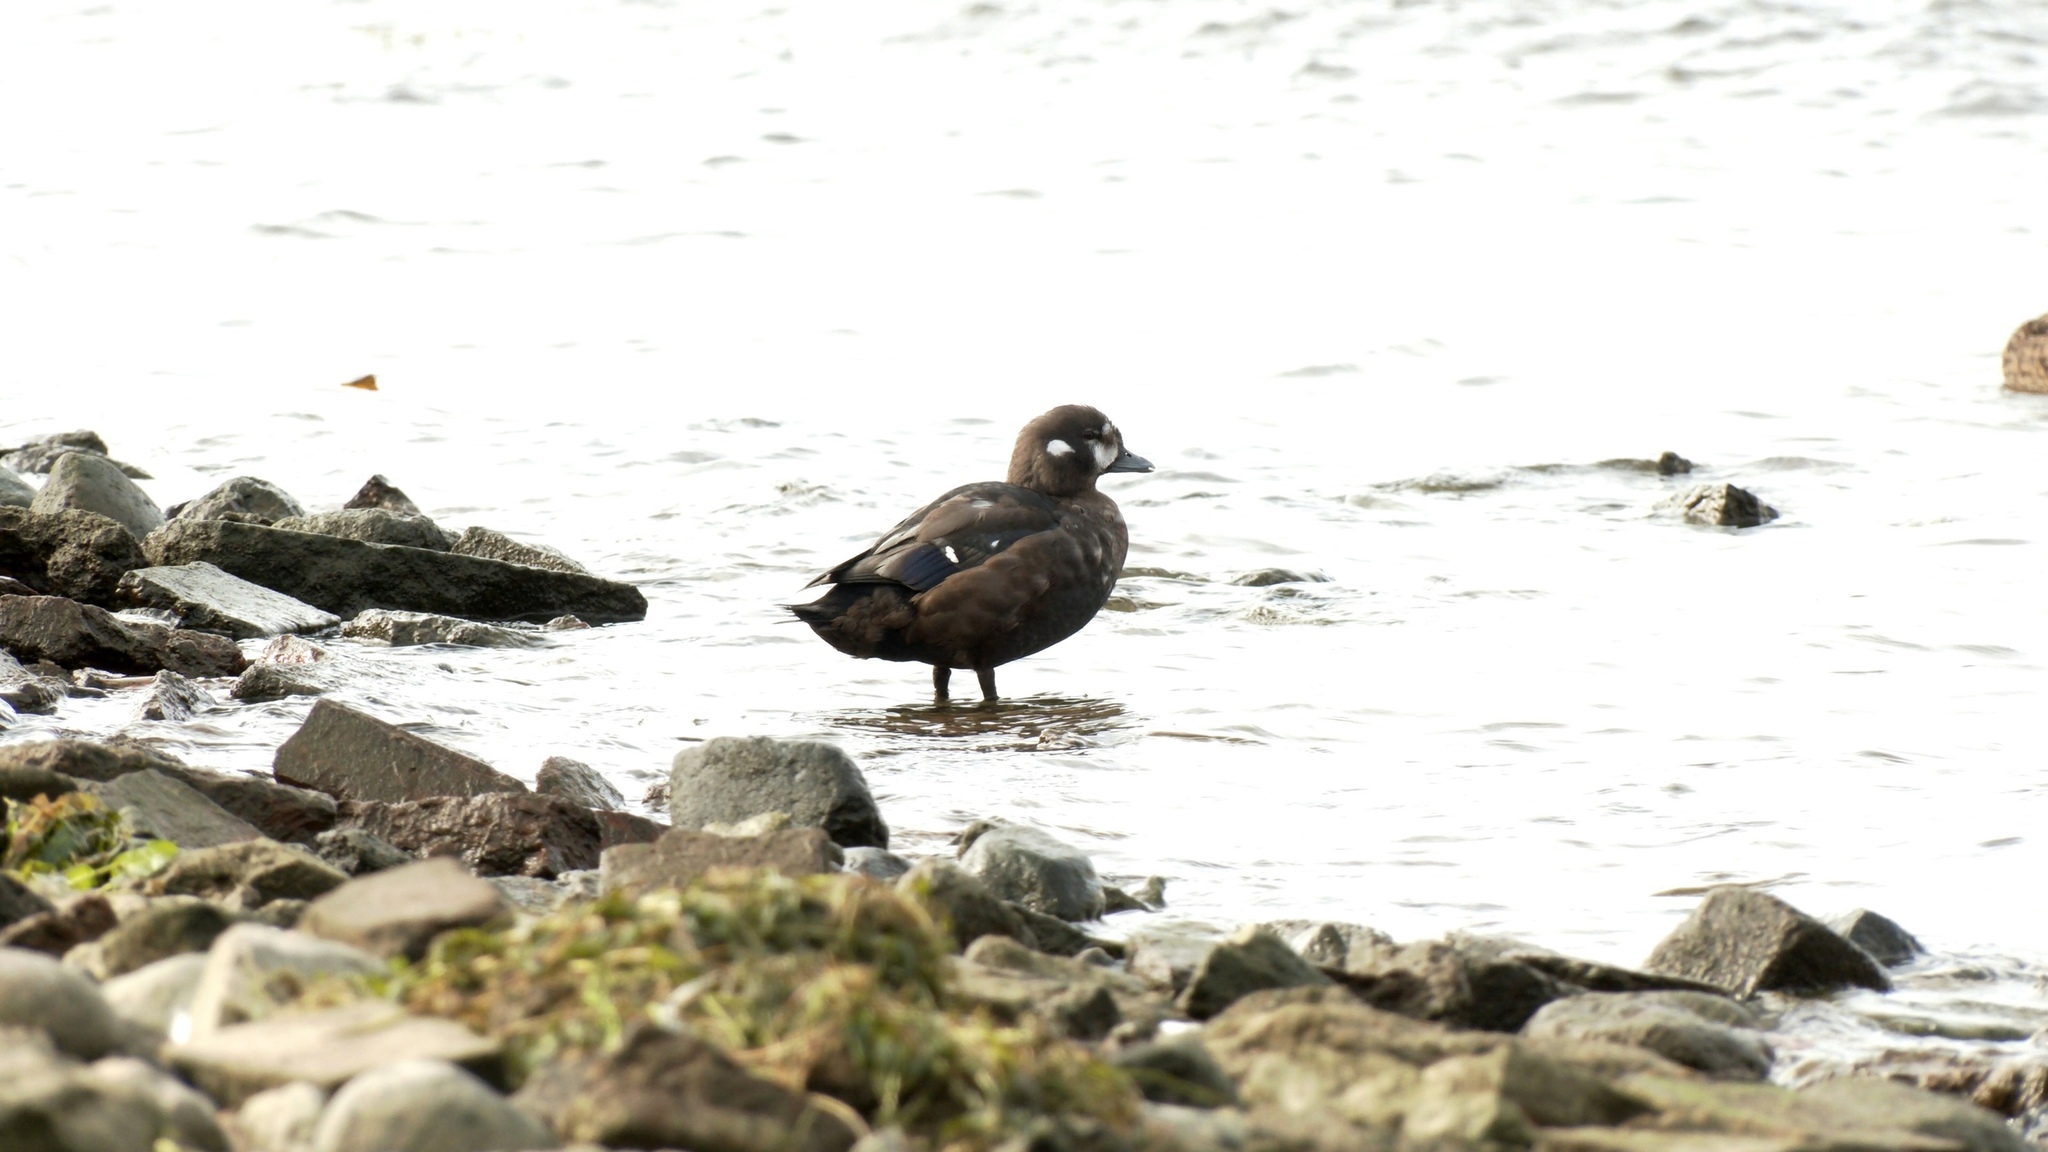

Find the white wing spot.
[
  {"left": 942, "top": 545, "right": 959, "bottom": 563},
  {"left": 970, "top": 498, "right": 993, "bottom": 508},
  {"left": 1046, "top": 439, "right": 1075, "bottom": 457}
]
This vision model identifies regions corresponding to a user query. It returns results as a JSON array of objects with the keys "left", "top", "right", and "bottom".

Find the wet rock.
[
  {"left": 1262, "top": 919, "right": 1395, "bottom": 971},
  {"left": 0, "top": 759, "right": 78, "bottom": 805},
  {"left": 146, "top": 517, "right": 648, "bottom": 623},
  {"left": 957, "top": 935, "right": 1158, "bottom": 1040},
  {"left": 99, "top": 952, "right": 209, "bottom": 1035},
  {"left": 449, "top": 526, "right": 589, "bottom": 574},
  {"left": 516, "top": 1021, "right": 858, "bottom": 1152},
  {"left": 534, "top": 755, "right": 625, "bottom": 811},
  {"left": 0, "top": 594, "right": 247, "bottom": 676},
  {"left": 543, "top": 614, "right": 587, "bottom": 630},
  {"left": 117, "top": 560, "right": 340, "bottom": 639},
  {"left": 1826, "top": 908, "right": 1925, "bottom": 968},
  {"left": 1177, "top": 926, "right": 1332, "bottom": 1021},
  {"left": 1012, "top": 902, "right": 1120, "bottom": 960},
  {"left": 1231, "top": 568, "right": 1331, "bottom": 587},
  {"left": 275, "top": 508, "right": 459, "bottom": 551},
  {"left": 340, "top": 793, "right": 601, "bottom": 879},
  {"left": 313, "top": 827, "right": 416, "bottom": 875},
  {"left": 344, "top": 474, "right": 422, "bottom": 515},
  {"left": 1666, "top": 482, "right": 1778, "bottom": 528},
  {"left": 340, "top": 608, "right": 540, "bottom": 648},
  {"left": 0, "top": 463, "right": 33, "bottom": 508},
  {"left": 155, "top": 838, "right": 351, "bottom": 910},
  {"left": 1109, "top": 1037, "right": 1239, "bottom": 1108},
  {"left": 75, "top": 897, "right": 237, "bottom": 981},
  {"left": 602, "top": 825, "right": 842, "bottom": 896},
  {"left": 274, "top": 699, "right": 527, "bottom": 803},
  {"left": 232, "top": 1081, "right": 328, "bottom": 1152},
  {"left": 231, "top": 662, "right": 329, "bottom": 702},
  {"left": 28, "top": 452, "right": 163, "bottom": 541},
  {"left": 668, "top": 736, "right": 889, "bottom": 849},
  {"left": 0, "top": 736, "right": 180, "bottom": 783},
  {"left": 1326, "top": 934, "right": 1576, "bottom": 1032},
  {"left": 0, "top": 1031, "right": 164, "bottom": 1152},
  {"left": 3, "top": 431, "right": 111, "bottom": 473},
  {"left": 88, "top": 768, "right": 263, "bottom": 849},
  {"left": 0, "top": 946, "right": 126, "bottom": 1057},
  {"left": 310, "top": 1058, "right": 557, "bottom": 1152},
  {"left": 0, "top": 506, "right": 149, "bottom": 605},
  {"left": 2004, "top": 311, "right": 2048, "bottom": 394},
  {"left": 168, "top": 1000, "right": 504, "bottom": 1109},
  {"left": 1658, "top": 450, "right": 1695, "bottom": 475},
  {"left": 171, "top": 475, "right": 307, "bottom": 525},
  {"left": 0, "top": 874, "right": 56, "bottom": 931},
  {"left": 300, "top": 858, "right": 512, "bottom": 961},
  {"left": 895, "top": 859, "right": 1033, "bottom": 951},
  {"left": 91, "top": 1054, "right": 232, "bottom": 1151},
  {"left": 166, "top": 766, "right": 338, "bottom": 846},
  {"left": 842, "top": 845, "right": 913, "bottom": 881},
  {"left": 0, "top": 647, "right": 68, "bottom": 714},
  {"left": 957, "top": 820, "right": 1103, "bottom": 923},
  {"left": 594, "top": 807, "right": 667, "bottom": 851},
  {"left": 134, "top": 668, "right": 216, "bottom": 721},
  {"left": 1521, "top": 991, "right": 1773, "bottom": 1080},
  {"left": 0, "top": 893, "right": 118, "bottom": 957},
  {"left": 185, "top": 923, "right": 384, "bottom": 1036},
  {"left": 1644, "top": 886, "right": 1891, "bottom": 997}
]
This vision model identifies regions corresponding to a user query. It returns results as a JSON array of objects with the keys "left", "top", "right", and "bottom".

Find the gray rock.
[
  {"left": 488, "top": 876, "right": 572, "bottom": 915},
  {"left": 0, "top": 506, "right": 149, "bottom": 605},
  {"left": 340, "top": 793, "right": 602, "bottom": 879},
  {"left": 1176, "top": 926, "right": 1333, "bottom": 1020},
  {"left": 449, "top": 526, "right": 589, "bottom": 574},
  {"left": 0, "top": 464, "right": 33, "bottom": 508},
  {"left": 172, "top": 477, "right": 306, "bottom": 526},
  {"left": 156, "top": 839, "right": 351, "bottom": 910},
  {"left": 1263, "top": 919, "right": 1395, "bottom": 971},
  {"left": 1667, "top": 482, "right": 1779, "bottom": 528},
  {"left": 117, "top": 561, "right": 340, "bottom": 639},
  {"left": 275, "top": 509, "right": 457, "bottom": 551},
  {"left": 134, "top": 668, "right": 216, "bottom": 721},
  {"left": 340, "top": 608, "right": 539, "bottom": 648},
  {"left": 0, "top": 648, "right": 67, "bottom": 714},
  {"left": 1827, "top": 908, "right": 1926, "bottom": 968},
  {"left": 1521, "top": 990, "right": 1773, "bottom": 1080},
  {"left": 957, "top": 821, "right": 1103, "bottom": 922},
  {"left": 542, "top": 614, "right": 587, "bottom": 630},
  {"left": 0, "top": 594, "right": 247, "bottom": 676},
  {"left": 313, "top": 828, "right": 416, "bottom": 876},
  {"left": 1329, "top": 934, "right": 1578, "bottom": 1033},
  {"left": 668, "top": 736, "right": 888, "bottom": 849},
  {"left": 167, "top": 1001, "right": 503, "bottom": 1109},
  {"left": 300, "top": 858, "right": 512, "bottom": 961},
  {"left": 0, "top": 1030, "right": 163, "bottom": 1152},
  {"left": 1108, "top": 1037, "right": 1239, "bottom": 1108},
  {"left": 165, "top": 766, "right": 338, "bottom": 846},
  {"left": 185, "top": 923, "right": 385, "bottom": 1036},
  {"left": 2005, "top": 312, "right": 2048, "bottom": 394},
  {"left": 274, "top": 699, "right": 527, "bottom": 804},
  {"left": 231, "top": 662, "right": 329, "bottom": 702},
  {"left": 342, "top": 475, "right": 421, "bottom": 515},
  {"left": 99, "top": 952, "right": 209, "bottom": 1035},
  {"left": 30, "top": 452, "right": 163, "bottom": 541},
  {"left": 534, "top": 755, "right": 625, "bottom": 811},
  {"left": 77, "top": 897, "right": 237, "bottom": 981},
  {"left": 603, "top": 826, "right": 843, "bottom": 896},
  {"left": 896, "top": 860, "right": 1032, "bottom": 952},
  {"left": 842, "top": 846, "right": 913, "bottom": 882},
  {"left": 310, "top": 1058, "right": 557, "bottom": 1152},
  {"left": 89, "top": 769, "right": 263, "bottom": 849},
  {"left": 0, "top": 946, "right": 125, "bottom": 1058},
  {"left": 233, "top": 1081, "right": 328, "bottom": 1152},
  {"left": 91, "top": 1055, "right": 232, "bottom": 1151},
  {"left": 1644, "top": 886, "right": 1891, "bottom": 997},
  {"left": 4, "top": 431, "right": 111, "bottom": 473}
]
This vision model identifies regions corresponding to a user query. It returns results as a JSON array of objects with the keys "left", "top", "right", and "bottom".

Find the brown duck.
[{"left": 792, "top": 405, "right": 1152, "bottom": 701}]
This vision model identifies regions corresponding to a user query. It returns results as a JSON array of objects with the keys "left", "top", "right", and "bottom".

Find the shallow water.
[{"left": 6, "top": 0, "right": 2048, "bottom": 1089}]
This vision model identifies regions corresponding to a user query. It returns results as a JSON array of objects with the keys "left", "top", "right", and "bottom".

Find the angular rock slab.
[
  {"left": 274, "top": 699, "right": 526, "bottom": 803},
  {"left": 166, "top": 1001, "right": 503, "bottom": 1109},
  {"left": 0, "top": 506, "right": 148, "bottom": 606},
  {"left": 1644, "top": 886, "right": 1891, "bottom": 998},
  {"left": 165, "top": 766, "right": 338, "bottom": 846},
  {"left": 0, "top": 595, "right": 246, "bottom": 676},
  {"left": 170, "top": 476, "right": 305, "bottom": 525},
  {"left": 300, "top": 858, "right": 512, "bottom": 960},
  {"left": 275, "top": 509, "right": 457, "bottom": 551},
  {"left": 602, "top": 826, "right": 842, "bottom": 896},
  {"left": 134, "top": 668, "right": 216, "bottom": 721},
  {"left": 1826, "top": 908, "right": 1925, "bottom": 968},
  {"left": 30, "top": 452, "right": 163, "bottom": 541},
  {"left": 1329, "top": 935, "right": 1580, "bottom": 1033},
  {"left": 117, "top": 561, "right": 339, "bottom": 639},
  {"left": 668, "top": 735, "right": 888, "bottom": 848},
  {"left": 450, "top": 526, "right": 589, "bottom": 574},
  {"left": 88, "top": 768, "right": 263, "bottom": 849},
  {"left": 340, "top": 793, "right": 600, "bottom": 879},
  {"left": 534, "top": 755, "right": 625, "bottom": 811},
  {"left": 310, "top": 1058, "right": 557, "bottom": 1152},
  {"left": 145, "top": 518, "right": 647, "bottom": 624},
  {"left": 957, "top": 821, "right": 1103, "bottom": 922},
  {"left": 1177, "top": 925, "right": 1333, "bottom": 1021},
  {"left": 340, "top": 608, "right": 539, "bottom": 648}
]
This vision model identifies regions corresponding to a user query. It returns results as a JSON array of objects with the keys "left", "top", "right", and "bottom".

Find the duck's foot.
[{"left": 976, "top": 666, "right": 998, "bottom": 702}]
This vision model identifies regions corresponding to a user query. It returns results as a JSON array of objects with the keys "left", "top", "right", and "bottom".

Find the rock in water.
[
  {"left": 309, "top": 1058, "right": 556, "bottom": 1152},
  {"left": 171, "top": 476, "right": 306, "bottom": 525},
  {"left": 957, "top": 820, "right": 1103, "bottom": 922},
  {"left": 1667, "top": 482, "right": 1778, "bottom": 528},
  {"left": 1826, "top": 908, "right": 1926, "bottom": 968},
  {"left": 1643, "top": 886, "right": 1891, "bottom": 997},
  {"left": 1521, "top": 990, "right": 1773, "bottom": 1080},
  {"left": 449, "top": 526, "right": 590, "bottom": 574},
  {"left": 0, "top": 595, "right": 247, "bottom": 676},
  {"left": 117, "top": 561, "right": 339, "bottom": 639},
  {"left": 0, "top": 507, "right": 149, "bottom": 605},
  {"left": 667, "top": 736, "right": 888, "bottom": 849},
  {"left": 133, "top": 669, "right": 216, "bottom": 722},
  {"left": 535, "top": 755, "right": 625, "bottom": 810},
  {"left": 2003, "top": 312, "right": 2048, "bottom": 393},
  {"left": 1176, "top": 926, "right": 1333, "bottom": 1020},
  {"left": 29, "top": 452, "right": 163, "bottom": 541},
  {"left": 343, "top": 474, "right": 422, "bottom": 515},
  {"left": 273, "top": 699, "right": 527, "bottom": 803},
  {"left": 3, "top": 430, "right": 110, "bottom": 473},
  {"left": 340, "top": 609, "right": 539, "bottom": 648},
  {"left": 274, "top": 509, "right": 457, "bottom": 551}
]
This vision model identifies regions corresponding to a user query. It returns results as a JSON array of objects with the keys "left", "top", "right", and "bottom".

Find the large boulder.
[
  {"left": 0, "top": 507, "right": 149, "bottom": 605},
  {"left": 956, "top": 821, "right": 1103, "bottom": 922},
  {"left": 0, "top": 595, "right": 247, "bottom": 676},
  {"left": 116, "top": 561, "right": 339, "bottom": 639},
  {"left": 273, "top": 699, "right": 527, "bottom": 803},
  {"left": 309, "top": 1059, "right": 557, "bottom": 1152},
  {"left": 2003, "top": 312, "right": 2048, "bottom": 394},
  {"left": 1643, "top": 886, "right": 1891, "bottom": 997},
  {"left": 275, "top": 509, "right": 458, "bottom": 551},
  {"left": 449, "top": 527, "right": 588, "bottom": 574},
  {"left": 667, "top": 736, "right": 888, "bottom": 849},
  {"left": 168, "top": 476, "right": 305, "bottom": 525},
  {"left": 602, "top": 826, "right": 842, "bottom": 896},
  {"left": 339, "top": 793, "right": 604, "bottom": 879},
  {"left": 145, "top": 518, "right": 647, "bottom": 623},
  {"left": 299, "top": 858, "right": 512, "bottom": 960},
  {"left": 1521, "top": 991, "right": 1774, "bottom": 1081},
  {"left": 166, "top": 1001, "right": 503, "bottom": 1109},
  {"left": 30, "top": 453, "right": 163, "bottom": 541}
]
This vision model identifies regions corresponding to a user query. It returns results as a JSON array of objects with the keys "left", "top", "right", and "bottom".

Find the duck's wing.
[{"left": 808, "top": 482, "right": 1060, "bottom": 592}]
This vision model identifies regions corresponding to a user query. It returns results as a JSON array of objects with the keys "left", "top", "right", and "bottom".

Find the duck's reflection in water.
[{"left": 824, "top": 695, "right": 1136, "bottom": 751}]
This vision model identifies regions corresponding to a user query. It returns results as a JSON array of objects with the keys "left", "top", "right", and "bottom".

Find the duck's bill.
[{"left": 1107, "top": 449, "right": 1154, "bottom": 473}]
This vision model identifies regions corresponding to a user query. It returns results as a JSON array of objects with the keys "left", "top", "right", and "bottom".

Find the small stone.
[
  {"left": 232, "top": 1081, "right": 328, "bottom": 1152},
  {"left": 449, "top": 526, "right": 590, "bottom": 575},
  {"left": 99, "top": 952, "right": 209, "bottom": 1035},
  {"left": 1230, "top": 568, "right": 1331, "bottom": 587},
  {"left": 168, "top": 767, "right": 339, "bottom": 846},
  {"left": 313, "top": 828, "right": 417, "bottom": 876},
  {"left": 1644, "top": 886, "right": 1891, "bottom": 998},
  {"left": 340, "top": 608, "right": 540, "bottom": 648},
  {"left": 1826, "top": 908, "right": 1925, "bottom": 968},
  {"left": 842, "top": 846, "right": 913, "bottom": 882},
  {"left": 0, "top": 594, "right": 247, "bottom": 676},
  {"left": 542, "top": 614, "right": 588, "bottom": 631},
  {"left": 1668, "top": 482, "right": 1778, "bottom": 528},
  {"left": 340, "top": 793, "right": 601, "bottom": 879},
  {"left": 231, "top": 662, "right": 328, "bottom": 702},
  {"left": 894, "top": 860, "right": 1032, "bottom": 952},
  {"left": 534, "top": 755, "right": 625, "bottom": 811},
  {"left": 1176, "top": 926, "right": 1333, "bottom": 1020},
  {"left": 0, "top": 945, "right": 126, "bottom": 1057},
  {"left": 90, "top": 1055, "right": 233, "bottom": 1152},
  {"left": 0, "top": 463, "right": 33, "bottom": 508},
  {"left": 274, "top": 699, "right": 527, "bottom": 804},
  {"left": 275, "top": 509, "right": 457, "bottom": 551},
  {"left": 155, "top": 838, "right": 351, "bottom": 910},
  {"left": 4, "top": 431, "right": 110, "bottom": 473},
  {"left": 167, "top": 1001, "right": 503, "bottom": 1109},
  {"left": 185, "top": 923, "right": 385, "bottom": 1036},
  {"left": 310, "top": 1058, "right": 557, "bottom": 1152},
  {"left": 79, "top": 897, "right": 237, "bottom": 981},
  {"left": 2003, "top": 311, "right": 2048, "bottom": 394},
  {"left": 668, "top": 736, "right": 888, "bottom": 849},
  {"left": 300, "top": 858, "right": 512, "bottom": 961},
  {"left": 117, "top": 561, "right": 340, "bottom": 639},
  {"left": 172, "top": 476, "right": 306, "bottom": 525},
  {"left": 131, "top": 669, "right": 216, "bottom": 721},
  {"left": 602, "top": 826, "right": 842, "bottom": 896},
  {"left": 29, "top": 452, "right": 163, "bottom": 541},
  {"left": 957, "top": 821, "right": 1105, "bottom": 922},
  {"left": 343, "top": 475, "right": 421, "bottom": 515}
]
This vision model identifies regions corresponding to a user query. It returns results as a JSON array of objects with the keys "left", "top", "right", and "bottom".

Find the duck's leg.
[
  {"left": 975, "top": 665, "right": 998, "bottom": 702},
  {"left": 933, "top": 665, "right": 951, "bottom": 701}
]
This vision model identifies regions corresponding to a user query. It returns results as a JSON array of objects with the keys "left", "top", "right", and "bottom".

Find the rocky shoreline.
[{"left": 2, "top": 429, "right": 2046, "bottom": 1151}]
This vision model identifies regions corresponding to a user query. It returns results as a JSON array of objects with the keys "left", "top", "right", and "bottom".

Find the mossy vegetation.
[
  {"left": 2, "top": 792, "right": 178, "bottom": 890},
  {"left": 385, "top": 869, "right": 1139, "bottom": 1149}
]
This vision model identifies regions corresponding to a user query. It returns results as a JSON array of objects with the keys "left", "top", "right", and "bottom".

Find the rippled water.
[{"left": 7, "top": 0, "right": 2048, "bottom": 1083}]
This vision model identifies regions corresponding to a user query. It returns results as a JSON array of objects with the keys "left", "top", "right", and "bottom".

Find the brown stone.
[
  {"left": 0, "top": 893, "right": 117, "bottom": 956},
  {"left": 299, "top": 858, "right": 513, "bottom": 960},
  {"left": 273, "top": 699, "right": 526, "bottom": 803},
  {"left": 595, "top": 808, "right": 666, "bottom": 850},
  {"left": 153, "top": 839, "right": 350, "bottom": 909},
  {"left": 1643, "top": 887, "right": 1890, "bottom": 998},
  {"left": 601, "top": 826, "right": 842, "bottom": 896},
  {"left": 340, "top": 793, "right": 602, "bottom": 879},
  {"left": 0, "top": 595, "right": 246, "bottom": 676}
]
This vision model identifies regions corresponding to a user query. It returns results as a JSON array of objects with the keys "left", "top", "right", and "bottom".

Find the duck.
[{"left": 792, "top": 405, "right": 1153, "bottom": 701}]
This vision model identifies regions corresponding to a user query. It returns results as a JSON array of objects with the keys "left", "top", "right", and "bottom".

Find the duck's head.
[{"left": 1007, "top": 404, "right": 1153, "bottom": 497}]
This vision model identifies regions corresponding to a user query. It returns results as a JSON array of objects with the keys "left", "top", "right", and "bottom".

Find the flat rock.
[
  {"left": 300, "top": 858, "right": 512, "bottom": 960},
  {"left": 0, "top": 594, "right": 246, "bottom": 676},
  {"left": 0, "top": 506, "right": 149, "bottom": 605},
  {"left": 313, "top": 827, "right": 417, "bottom": 875},
  {"left": 310, "top": 1058, "right": 557, "bottom": 1152},
  {"left": 0, "top": 464, "right": 33, "bottom": 508},
  {"left": 117, "top": 560, "right": 339, "bottom": 639},
  {"left": 29, "top": 452, "right": 163, "bottom": 541},
  {"left": 88, "top": 768, "right": 264, "bottom": 849},
  {"left": 1177, "top": 925, "right": 1332, "bottom": 1021},
  {"left": 0, "top": 736, "right": 180, "bottom": 782},
  {"left": 602, "top": 826, "right": 842, "bottom": 896},
  {"left": 146, "top": 518, "right": 647, "bottom": 623},
  {"left": 170, "top": 476, "right": 306, "bottom": 525},
  {"left": 167, "top": 1001, "right": 503, "bottom": 1109},
  {"left": 154, "top": 838, "right": 350, "bottom": 910},
  {"left": 274, "top": 699, "right": 526, "bottom": 803},
  {"left": 1667, "top": 483, "right": 1779, "bottom": 528},
  {"left": 184, "top": 923, "right": 385, "bottom": 1036},
  {"left": 76, "top": 897, "right": 237, "bottom": 982},
  {"left": 99, "top": 952, "right": 210, "bottom": 1035},
  {"left": 1522, "top": 991, "right": 1774, "bottom": 1081},
  {"left": 1618, "top": 1074, "right": 2028, "bottom": 1152},
  {"left": 1644, "top": 886, "right": 1891, "bottom": 998},
  {"left": 957, "top": 820, "right": 1104, "bottom": 922},
  {"left": 275, "top": 508, "right": 458, "bottom": 551},
  {"left": 0, "top": 946, "right": 126, "bottom": 1058},
  {"left": 0, "top": 893, "right": 118, "bottom": 957},
  {"left": 449, "top": 526, "right": 589, "bottom": 574},
  {"left": 534, "top": 755, "right": 624, "bottom": 810},
  {"left": 231, "top": 662, "right": 329, "bottom": 702},
  {"left": 165, "top": 766, "right": 338, "bottom": 845},
  {"left": 669, "top": 735, "right": 888, "bottom": 849},
  {"left": 340, "top": 608, "right": 539, "bottom": 648},
  {"left": 340, "top": 793, "right": 601, "bottom": 879},
  {"left": 1826, "top": 908, "right": 1925, "bottom": 968}
]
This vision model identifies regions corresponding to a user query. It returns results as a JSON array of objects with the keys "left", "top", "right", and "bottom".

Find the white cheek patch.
[
  {"left": 1046, "top": 439, "right": 1075, "bottom": 457},
  {"left": 1092, "top": 438, "right": 1116, "bottom": 470},
  {"left": 1101, "top": 422, "right": 1113, "bottom": 437},
  {"left": 942, "top": 545, "right": 959, "bottom": 563}
]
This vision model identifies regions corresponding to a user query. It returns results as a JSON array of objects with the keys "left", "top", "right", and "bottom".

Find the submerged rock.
[
  {"left": 668, "top": 736, "right": 888, "bottom": 849},
  {"left": 340, "top": 608, "right": 539, "bottom": 648},
  {"left": 117, "top": 560, "right": 340, "bottom": 639},
  {"left": 1644, "top": 886, "right": 1891, "bottom": 997},
  {"left": 340, "top": 793, "right": 604, "bottom": 879},
  {"left": 29, "top": 452, "right": 163, "bottom": 541},
  {"left": 957, "top": 820, "right": 1103, "bottom": 922},
  {"left": 0, "top": 594, "right": 247, "bottom": 676},
  {"left": 1666, "top": 482, "right": 1778, "bottom": 528},
  {"left": 275, "top": 509, "right": 458, "bottom": 551},
  {"left": 449, "top": 526, "right": 590, "bottom": 574},
  {"left": 273, "top": 699, "right": 527, "bottom": 804},
  {"left": 230, "top": 662, "right": 329, "bottom": 702},
  {"left": 169, "top": 476, "right": 306, "bottom": 525},
  {"left": 0, "top": 507, "right": 150, "bottom": 605}
]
